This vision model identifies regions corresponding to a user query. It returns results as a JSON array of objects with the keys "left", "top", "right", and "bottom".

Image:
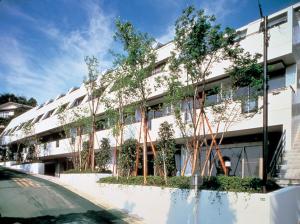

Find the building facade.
[
  {"left": 1, "top": 3, "right": 300, "bottom": 179},
  {"left": 0, "top": 102, "right": 32, "bottom": 134}
]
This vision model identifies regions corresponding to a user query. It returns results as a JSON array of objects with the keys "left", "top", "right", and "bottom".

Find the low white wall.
[
  {"left": 0, "top": 161, "right": 44, "bottom": 175},
  {"left": 95, "top": 184, "right": 271, "bottom": 224},
  {"left": 0, "top": 161, "right": 16, "bottom": 167},
  {"left": 57, "top": 173, "right": 300, "bottom": 224},
  {"left": 270, "top": 186, "right": 300, "bottom": 224},
  {"left": 59, "top": 173, "right": 112, "bottom": 188}
]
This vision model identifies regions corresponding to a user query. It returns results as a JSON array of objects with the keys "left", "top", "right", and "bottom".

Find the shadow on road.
[
  {"left": 0, "top": 167, "right": 25, "bottom": 181},
  {"left": 0, "top": 209, "right": 127, "bottom": 224}
]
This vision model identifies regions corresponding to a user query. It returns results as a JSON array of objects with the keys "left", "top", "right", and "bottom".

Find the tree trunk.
[{"left": 142, "top": 108, "right": 148, "bottom": 184}]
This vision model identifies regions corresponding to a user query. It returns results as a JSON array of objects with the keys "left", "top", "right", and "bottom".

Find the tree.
[
  {"left": 102, "top": 54, "right": 132, "bottom": 176},
  {"left": 161, "top": 6, "right": 262, "bottom": 177},
  {"left": 114, "top": 20, "right": 157, "bottom": 184},
  {"left": 118, "top": 138, "right": 139, "bottom": 178},
  {"left": 0, "top": 93, "right": 37, "bottom": 107},
  {"left": 56, "top": 104, "right": 90, "bottom": 170},
  {"left": 84, "top": 56, "right": 109, "bottom": 171},
  {"left": 155, "top": 122, "right": 176, "bottom": 182},
  {"left": 95, "top": 138, "right": 111, "bottom": 171}
]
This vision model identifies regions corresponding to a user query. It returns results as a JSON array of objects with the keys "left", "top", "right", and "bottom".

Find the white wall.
[
  {"left": 0, "top": 162, "right": 44, "bottom": 175},
  {"left": 270, "top": 186, "right": 300, "bottom": 224},
  {"left": 55, "top": 173, "right": 300, "bottom": 224}
]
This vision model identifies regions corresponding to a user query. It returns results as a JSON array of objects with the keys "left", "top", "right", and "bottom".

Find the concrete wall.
[
  {"left": 0, "top": 161, "right": 44, "bottom": 175},
  {"left": 55, "top": 173, "right": 300, "bottom": 224},
  {"left": 270, "top": 186, "right": 300, "bottom": 224},
  {"left": 59, "top": 173, "right": 111, "bottom": 186}
]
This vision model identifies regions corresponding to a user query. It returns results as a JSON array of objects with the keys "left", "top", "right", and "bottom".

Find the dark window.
[
  {"left": 235, "top": 29, "right": 247, "bottom": 41},
  {"left": 233, "top": 86, "right": 248, "bottom": 101},
  {"left": 163, "top": 104, "right": 173, "bottom": 116},
  {"left": 43, "top": 109, "right": 55, "bottom": 120},
  {"left": 56, "top": 140, "right": 59, "bottom": 148},
  {"left": 152, "top": 61, "right": 166, "bottom": 75},
  {"left": 71, "top": 96, "right": 85, "bottom": 108},
  {"left": 147, "top": 104, "right": 164, "bottom": 120},
  {"left": 268, "top": 69, "right": 285, "bottom": 91},
  {"left": 239, "top": 86, "right": 258, "bottom": 113},
  {"left": 260, "top": 13, "right": 287, "bottom": 31}
]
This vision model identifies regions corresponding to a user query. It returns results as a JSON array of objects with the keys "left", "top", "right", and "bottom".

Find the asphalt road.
[{"left": 0, "top": 166, "right": 126, "bottom": 224}]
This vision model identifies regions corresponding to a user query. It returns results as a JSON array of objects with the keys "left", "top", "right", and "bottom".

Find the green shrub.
[
  {"left": 99, "top": 175, "right": 280, "bottom": 192},
  {"left": 62, "top": 168, "right": 112, "bottom": 174},
  {"left": 95, "top": 138, "right": 111, "bottom": 171},
  {"left": 201, "top": 176, "right": 280, "bottom": 193}
]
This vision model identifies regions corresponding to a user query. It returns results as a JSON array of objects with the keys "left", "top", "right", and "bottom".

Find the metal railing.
[{"left": 268, "top": 130, "right": 286, "bottom": 177}]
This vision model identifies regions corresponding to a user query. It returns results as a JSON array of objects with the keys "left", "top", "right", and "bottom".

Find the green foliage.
[
  {"left": 114, "top": 19, "right": 157, "bottom": 106},
  {"left": 170, "top": 6, "right": 238, "bottom": 82},
  {"left": 155, "top": 122, "right": 176, "bottom": 176},
  {"left": 62, "top": 168, "right": 111, "bottom": 174},
  {"left": 100, "top": 175, "right": 280, "bottom": 192},
  {"left": 227, "top": 52, "right": 263, "bottom": 90},
  {"left": 201, "top": 176, "right": 280, "bottom": 193},
  {"left": 0, "top": 117, "right": 10, "bottom": 126},
  {"left": 100, "top": 176, "right": 191, "bottom": 189},
  {"left": 0, "top": 93, "right": 37, "bottom": 107},
  {"left": 118, "top": 138, "right": 139, "bottom": 176},
  {"left": 95, "top": 138, "right": 111, "bottom": 171}
]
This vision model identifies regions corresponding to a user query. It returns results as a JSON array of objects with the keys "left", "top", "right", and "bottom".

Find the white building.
[
  {"left": 1, "top": 3, "right": 300, "bottom": 181},
  {"left": 0, "top": 102, "right": 33, "bottom": 133}
]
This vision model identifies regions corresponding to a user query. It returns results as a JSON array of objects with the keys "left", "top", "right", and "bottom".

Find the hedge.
[
  {"left": 62, "top": 169, "right": 112, "bottom": 174},
  {"left": 99, "top": 175, "right": 280, "bottom": 192}
]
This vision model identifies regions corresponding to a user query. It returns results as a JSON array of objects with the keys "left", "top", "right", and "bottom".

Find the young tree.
[
  {"left": 162, "top": 6, "right": 262, "bottom": 177},
  {"left": 56, "top": 105, "right": 90, "bottom": 170},
  {"left": 102, "top": 58, "right": 132, "bottom": 175},
  {"left": 118, "top": 138, "right": 139, "bottom": 178},
  {"left": 155, "top": 122, "right": 176, "bottom": 183},
  {"left": 95, "top": 138, "right": 111, "bottom": 171},
  {"left": 84, "top": 56, "right": 109, "bottom": 171},
  {"left": 114, "top": 20, "right": 157, "bottom": 183}
]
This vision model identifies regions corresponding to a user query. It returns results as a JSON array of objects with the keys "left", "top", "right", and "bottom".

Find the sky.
[{"left": 0, "top": 0, "right": 298, "bottom": 104}]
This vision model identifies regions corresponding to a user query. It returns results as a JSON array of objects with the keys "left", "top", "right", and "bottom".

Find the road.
[{"left": 0, "top": 166, "right": 126, "bottom": 224}]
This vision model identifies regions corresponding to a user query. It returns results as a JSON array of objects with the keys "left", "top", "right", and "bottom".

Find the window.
[
  {"left": 71, "top": 96, "right": 85, "bottom": 108},
  {"left": 163, "top": 104, "right": 173, "bottom": 116},
  {"left": 43, "top": 109, "right": 55, "bottom": 120},
  {"left": 36, "top": 104, "right": 44, "bottom": 110},
  {"left": 56, "top": 140, "right": 59, "bottom": 148},
  {"left": 147, "top": 104, "right": 164, "bottom": 120},
  {"left": 56, "top": 93, "right": 65, "bottom": 100},
  {"left": 260, "top": 13, "right": 287, "bottom": 31},
  {"left": 16, "top": 123, "right": 25, "bottom": 131},
  {"left": 33, "top": 114, "right": 44, "bottom": 123},
  {"left": 268, "top": 69, "right": 285, "bottom": 91},
  {"left": 96, "top": 118, "right": 113, "bottom": 130},
  {"left": 235, "top": 29, "right": 247, "bottom": 41},
  {"left": 243, "top": 146, "right": 261, "bottom": 177},
  {"left": 152, "top": 61, "right": 166, "bottom": 75},
  {"left": 69, "top": 86, "right": 79, "bottom": 93},
  {"left": 0, "top": 111, "right": 10, "bottom": 118},
  {"left": 46, "top": 99, "right": 53, "bottom": 105},
  {"left": 239, "top": 86, "right": 258, "bottom": 113},
  {"left": 56, "top": 103, "right": 68, "bottom": 114},
  {"left": 124, "top": 113, "right": 135, "bottom": 125},
  {"left": 233, "top": 86, "right": 248, "bottom": 101},
  {"left": 70, "top": 128, "right": 77, "bottom": 144}
]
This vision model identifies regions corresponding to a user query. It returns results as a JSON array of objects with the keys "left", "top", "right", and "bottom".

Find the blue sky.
[{"left": 0, "top": 0, "right": 298, "bottom": 104}]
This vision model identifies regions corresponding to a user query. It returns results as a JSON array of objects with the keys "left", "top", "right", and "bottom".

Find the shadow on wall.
[{"left": 166, "top": 189, "right": 237, "bottom": 224}]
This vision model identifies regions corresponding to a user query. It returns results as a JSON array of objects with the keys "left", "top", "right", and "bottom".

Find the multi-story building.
[
  {"left": 1, "top": 3, "right": 300, "bottom": 181},
  {"left": 0, "top": 102, "right": 33, "bottom": 133}
]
